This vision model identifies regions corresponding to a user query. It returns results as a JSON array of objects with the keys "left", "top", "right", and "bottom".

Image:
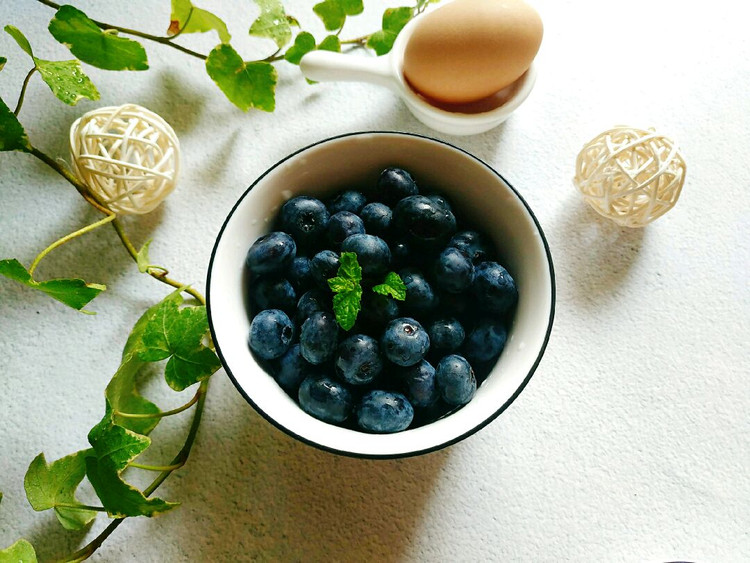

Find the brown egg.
[{"left": 403, "top": 0, "right": 543, "bottom": 105}]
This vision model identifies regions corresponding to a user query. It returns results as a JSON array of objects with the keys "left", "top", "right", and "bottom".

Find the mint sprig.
[{"left": 328, "top": 253, "right": 407, "bottom": 330}]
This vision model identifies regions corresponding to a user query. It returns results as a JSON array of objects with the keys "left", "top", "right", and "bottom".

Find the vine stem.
[
  {"left": 60, "top": 380, "right": 210, "bottom": 563},
  {"left": 28, "top": 214, "right": 116, "bottom": 276},
  {"left": 54, "top": 503, "right": 107, "bottom": 513},
  {"left": 15, "top": 67, "right": 37, "bottom": 116},
  {"left": 35, "top": 0, "right": 208, "bottom": 60},
  {"left": 128, "top": 462, "right": 185, "bottom": 472},
  {"left": 114, "top": 389, "right": 201, "bottom": 419}
]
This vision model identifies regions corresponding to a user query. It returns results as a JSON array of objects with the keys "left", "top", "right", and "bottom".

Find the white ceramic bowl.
[{"left": 207, "top": 132, "right": 555, "bottom": 458}]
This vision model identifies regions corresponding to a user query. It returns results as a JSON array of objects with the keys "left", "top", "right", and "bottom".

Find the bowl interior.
[{"left": 207, "top": 132, "right": 554, "bottom": 458}]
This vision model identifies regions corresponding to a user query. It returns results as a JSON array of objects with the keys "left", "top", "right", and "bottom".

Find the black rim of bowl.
[{"left": 206, "top": 130, "right": 556, "bottom": 460}]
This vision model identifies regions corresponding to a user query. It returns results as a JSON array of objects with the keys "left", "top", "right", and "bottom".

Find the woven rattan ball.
[
  {"left": 70, "top": 104, "right": 180, "bottom": 214},
  {"left": 573, "top": 126, "right": 686, "bottom": 228}
]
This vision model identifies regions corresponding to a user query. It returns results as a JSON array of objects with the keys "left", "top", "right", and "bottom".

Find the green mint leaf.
[
  {"left": 318, "top": 34, "right": 341, "bottom": 52},
  {"left": 168, "top": 0, "right": 231, "bottom": 43},
  {"left": 366, "top": 7, "right": 413, "bottom": 56},
  {"left": 85, "top": 456, "right": 177, "bottom": 518},
  {"left": 35, "top": 59, "right": 100, "bottom": 105},
  {"left": 106, "top": 355, "right": 161, "bottom": 436},
  {"left": 24, "top": 451, "right": 96, "bottom": 530},
  {"left": 327, "top": 275, "right": 356, "bottom": 294},
  {"left": 0, "top": 57, "right": 6, "bottom": 71},
  {"left": 205, "top": 44, "right": 276, "bottom": 112},
  {"left": 332, "top": 286, "right": 361, "bottom": 331},
  {"left": 0, "top": 259, "right": 104, "bottom": 312},
  {"left": 4, "top": 25, "right": 34, "bottom": 57},
  {"left": 135, "top": 238, "right": 153, "bottom": 273},
  {"left": 284, "top": 31, "right": 315, "bottom": 65},
  {"left": 0, "top": 97, "right": 31, "bottom": 152},
  {"left": 249, "top": 0, "right": 292, "bottom": 50},
  {"left": 0, "top": 540, "right": 37, "bottom": 563},
  {"left": 48, "top": 5, "right": 149, "bottom": 71},
  {"left": 137, "top": 291, "right": 221, "bottom": 391},
  {"left": 88, "top": 407, "right": 150, "bottom": 472},
  {"left": 372, "top": 271, "right": 407, "bottom": 300},
  {"left": 313, "top": 0, "right": 363, "bottom": 31},
  {"left": 338, "top": 251, "right": 362, "bottom": 282}
]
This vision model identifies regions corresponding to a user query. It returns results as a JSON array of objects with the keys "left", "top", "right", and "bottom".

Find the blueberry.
[
  {"left": 427, "top": 317, "right": 465, "bottom": 354},
  {"left": 434, "top": 247, "right": 475, "bottom": 294},
  {"left": 449, "top": 230, "right": 493, "bottom": 264},
  {"left": 327, "top": 190, "right": 367, "bottom": 215},
  {"left": 360, "top": 292, "right": 400, "bottom": 328},
  {"left": 381, "top": 317, "right": 430, "bottom": 367},
  {"left": 310, "top": 250, "right": 340, "bottom": 288},
  {"left": 399, "top": 268, "right": 439, "bottom": 313},
  {"left": 280, "top": 196, "right": 329, "bottom": 247},
  {"left": 245, "top": 232, "right": 296, "bottom": 276},
  {"left": 248, "top": 309, "right": 294, "bottom": 360},
  {"left": 335, "top": 334, "right": 383, "bottom": 385},
  {"left": 357, "top": 390, "right": 414, "bottom": 433},
  {"left": 391, "top": 241, "right": 411, "bottom": 268},
  {"left": 298, "top": 375, "right": 353, "bottom": 423},
  {"left": 399, "top": 360, "right": 439, "bottom": 408},
  {"left": 464, "top": 319, "right": 508, "bottom": 363},
  {"left": 341, "top": 234, "right": 391, "bottom": 277},
  {"left": 296, "top": 289, "right": 330, "bottom": 323},
  {"left": 472, "top": 261, "right": 518, "bottom": 316},
  {"left": 393, "top": 195, "right": 457, "bottom": 248},
  {"left": 360, "top": 202, "right": 392, "bottom": 236},
  {"left": 286, "top": 256, "right": 315, "bottom": 293},
  {"left": 275, "top": 344, "right": 315, "bottom": 393},
  {"left": 300, "top": 311, "right": 339, "bottom": 365},
  {"left": 435, "top": 354, "right": 476, "bottom": 406},
  {"left": 375, "top": 167, "right": 419, "bottom": 206},
  {"left": 426, "top": 193, "right": 453, "bottom": 214},
  {"left": 327, "top": 211, "right": 365, "bottom": 249},
  {"left": 250, "top": 277, "right": 296, "bottom": 313}
]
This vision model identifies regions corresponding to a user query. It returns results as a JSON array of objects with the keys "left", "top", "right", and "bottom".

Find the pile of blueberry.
[{"left": 245, "top": 168, "right": 517, "bottom": 433}]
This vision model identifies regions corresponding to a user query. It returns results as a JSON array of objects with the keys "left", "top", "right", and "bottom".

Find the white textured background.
[{"left": 1, "top": 0, "right": 748, "bottom": 561}]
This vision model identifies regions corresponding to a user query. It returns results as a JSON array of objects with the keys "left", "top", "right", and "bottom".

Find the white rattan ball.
[
  {"left": 573, "top": 126, "right": 686, "bottom": 228},
  {"left": 69, "top": 103, "right": 180, "bottom": 214}
]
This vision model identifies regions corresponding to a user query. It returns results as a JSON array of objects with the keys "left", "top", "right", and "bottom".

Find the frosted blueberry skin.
[
  {"left": 335, "top": 334, "right": 384, "bottom": 385},
  {"left": 275, "top": 344, "right": 315, "bottom": 394},
  {"left": 327, "top": 211, "right": 365, "bottom": 249},
  {"left": 326, "top": 190, "right": 367, "bottom": 215},
  {"left": 472, "top": 261, "right": 518, "bottom": 316},
  {"left": 375, "top": 167, "right": 419, "bottom": 206},
  {"left": 436, "top": 354, "right": 477, "bottom": 406},
  {"left": 381, "top": 317, "right": 430, "bottom": 367},
  {"left": 360, "top": 293, "right": 400, "bottom": 329},
  {"left": 427, "top": 317, "right": 466, "bottom": 354},
  {"left": 310, "top": 250, "right": 340, "bottom": 288},
  {"left": 464, "top": 319, "right": 508, "bottom": 363},
  {"left": 434, "top": 247, "right": 475, "bottom": 294},
  {"left": 295, "top": 289, "right": 330, "bottom": 323},
  {"left": 245, "top": 232, "right": 296, "bottom": 276},
  {"left": 399, "top": 359, "right": 440, "bottom": 408},
  {"left": 279, "top": 196, "right": 329, "bottom": 248},
  {"left": 360, "top": 202, "right": 393, "bottom": 236},
  {"left": 300, "top": 311, "right": 339, "bottom": 365},
  {"left": 298, "top": 375, "right": 354, "bottom": 423},
  {"left": 341, "top": 234, "right": 391, "bottom": 277},
  {"left": 392, "top": 195, "right": 457, "bottom": 248},
  {"left": 357, "top": 390, "right": 415, "bottom": 433},
  {"left": 248, "top": 309, "right": 294, "bottom": 360},
  {"left": 399, "top": 268, "right": 439, "bottom": 313},
  {"left": 449, "top": 230, "right": 493, "bottom": 264},
  {"left": 250, "top": 277, "right": 296, "bottom": 313},
  {"left": 286, "top": 256, "right": 315, "bottom": 293}
]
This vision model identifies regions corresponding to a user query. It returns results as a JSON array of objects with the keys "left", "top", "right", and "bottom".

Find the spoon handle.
[{"left": 299, "top": 51, "right": 395, "bottom": 90}]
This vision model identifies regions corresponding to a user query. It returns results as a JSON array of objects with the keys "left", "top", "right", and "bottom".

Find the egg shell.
[{"left": 403, "top": 0, "right": 543, "bottom": 104}]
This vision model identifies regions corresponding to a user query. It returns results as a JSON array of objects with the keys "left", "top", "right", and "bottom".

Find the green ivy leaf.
[
  {"left": 372, "top": 271, "right": 407, "bottom": 300},
  {"left": 85, "top": 456, "right": 177, "bottom": 518},
  {"left": 0, "top": 540, "right": 37, "bottom": 563},
  {"left": 106, "top": 356, "right": 161, "bottom": 436},
  {"left": 366, "top": 7, "right": 413, "bottom": 56},
  {"left": 137, "top": 291, "right": 221, "bottom": 391},
  {"left": 0, "top": 97, "right": 31, "bottom": 152},
  {"left": 24, "top": 451, "right": 96, "bottom": 530},
  {"left": 249, "top": 0, "right": 292, "bottom": 50},
  {"left": 168, "top": 0, "right": 231, "bottom": 43},
  {"left": 0, "top": 259, "right": 105, "bottom": 312},
  {"left": 0, "top": 56, "right": 7, "bottom": 71},
  {"left": 48, "top": 5, "right": 149, "bottom": 71},
  {"left": 88, "top": 408, "right": 150, "bottom": 472},
  {"left": 284, "top": 31, "right": 315, "bottom": 65},
  {"left": 318, "top": 34, "right": 341, "bottom": 52},
  {"left": 123, "top": 290, "right": 182, "bottom": 359},
  {"left": 313, "top": 0, "right": 364, "bottom": 31},
  {"left": 205, "top": 44, "right": 276, "bottom": 112},
  {"left": 4, "top": 25, "right": 33, "bottom": 56}
]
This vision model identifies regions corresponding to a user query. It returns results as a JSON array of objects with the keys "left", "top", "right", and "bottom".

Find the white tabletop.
[{"left": 1, "top": 0, "right": 748, "bottom": 561}]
